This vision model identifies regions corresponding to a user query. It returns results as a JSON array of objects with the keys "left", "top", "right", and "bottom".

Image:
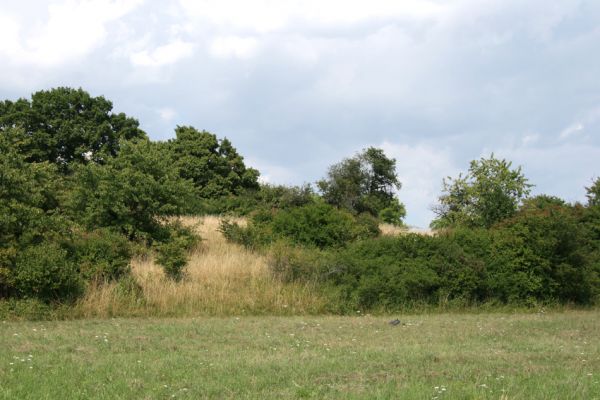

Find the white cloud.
[
  {"left": 379, "top": 141, "right": 460, "bottom": 227},
  {"left": 0, "top": 0, "right": 143, "bottom": 67},
  {"left": 495, "top": 143, "right": 600, "bottom": 204},
  {"left": 178, "top": 0, "right": 447, "bottom": 34},
  {"left": 130, "top": 40, "right": 194, "bottom": 67},
  {"left": 246, "top": 157, "right": 299, "bottom": 185},
  {"left": 522, "top": 133, "right": 540, "bottom": 146},
  {"left": 559, "top": 122, "right": 584, "bottom": 139},
  {"left": 158, "top": 107, "right": 176, "bottom": 121},
  {"left": 209, "top": 36, "right": 259, "bottom": 59}
]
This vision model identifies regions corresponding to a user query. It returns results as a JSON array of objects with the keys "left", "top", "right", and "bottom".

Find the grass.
[
  {"left": 72, "top": 216, "right": 331, "bottom": 318},
  {"left": 1, "top": 310, "right": 599, "bottom": 399}
]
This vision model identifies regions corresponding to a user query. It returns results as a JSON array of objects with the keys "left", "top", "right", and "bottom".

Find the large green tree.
[
  {"left": 431, "top": 154, "right": 532, "bottom": 229},
  {"left": 0, "top": 87, "right": 145, "bottom": 169},
  {"left": 317, "top": 147, "right": 405, "bottom": 224},
  {"left": 164, "top": 126, "right": 259, "bottom": 199}
]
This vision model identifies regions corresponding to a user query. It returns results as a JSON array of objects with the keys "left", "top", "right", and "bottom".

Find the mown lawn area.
[{"left": 1, "top": 311, "right": 599, "bottom": 399}]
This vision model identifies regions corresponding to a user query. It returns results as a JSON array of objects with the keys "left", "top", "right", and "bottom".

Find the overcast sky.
[{"left": 1, "top": 0, "right": 599, "bottom": 226}]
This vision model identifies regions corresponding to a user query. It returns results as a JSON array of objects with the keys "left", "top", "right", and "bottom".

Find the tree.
[
  {"left": 586, "top": 177, "right": 600, "bottom": 207},
  {"left": 67, "top": 139, "right": 195, "bottom": 242},
  {"left": 0, "top": 87, "right": 146, "bottom": 169},
  {"left": 317, "top": 147, "right": 405, "bottom": 224},
  {"left": 431, "top": 154, "right": 532, "bottom": 229},
  {"left": 165, "top": 126, "right": 259, "bottom": 198}
]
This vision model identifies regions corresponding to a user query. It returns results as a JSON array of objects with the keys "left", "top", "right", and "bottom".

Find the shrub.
[
  {"left": 155, "top": 223, "right": 199, "bottom": 280},
  {"left": 67, "top": 139, "right": 195, "bottom": 242},
  {"left": 222, "top": 203, "right": 380, "bottom": 250},
  {"left": 72, "top": 229, "right": 132, "bottom": 282},
  {"left": 327, "top": 235, "right": 441, "bottom": 308},
  {"left": 13, "top": 242, "right": 83, "bottom": 302},
  {"left": 489, "top": 206, "right": 597, "bottom": 304}
]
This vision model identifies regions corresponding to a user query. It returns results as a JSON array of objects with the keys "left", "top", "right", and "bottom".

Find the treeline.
[{"left": 1, "top": 87, "right": 599, "bottom": 311}]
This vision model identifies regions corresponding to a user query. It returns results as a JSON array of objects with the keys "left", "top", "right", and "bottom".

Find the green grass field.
[{"left": 1, "top": 311, "right": 599, "bottom": 399}]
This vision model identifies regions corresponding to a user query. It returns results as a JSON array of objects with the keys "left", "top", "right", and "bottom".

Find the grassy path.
[{"left": 1, "top": 311, "right": 599, "bottom": 399}]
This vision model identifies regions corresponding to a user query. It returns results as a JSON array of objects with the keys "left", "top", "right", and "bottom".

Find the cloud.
[
  {"left": 130, "top": 40, "right": 194, "bottom": 67},
  {"left": 379, "top": 141, "right": 460, "bottom": 227},
  {"left": 158, "top": 107, "right": 176, "bottom": 121},
  {"left": 0, "top": 0, "right": 143, "bottom": 68},
  {"left": 246, "top": 157, "right": 299, "bottom": 185},
  {"left": 209, "top": 36, "right": 259, "bottom": 59},
  {"left": 495, "top": 142, "right": 600, "bottom": 204},
  {"left": 178, "top": 0, "right": 447, "bottom": 34},
  {"left": 559, "top": 122, "right": 584, "bottom": 139}
]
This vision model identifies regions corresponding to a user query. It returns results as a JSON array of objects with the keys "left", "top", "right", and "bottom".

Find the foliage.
[
  {"left": 71, "top": 229, "right": 132, "bottom": 282},
  {"left": 221, "top": 202, "right": 380, "bottom": 250},
  {"left": 163, "top": 126, "right": 259, "bottom": 199},
  {"left": 0, "top": 87, "right": 145, "bottom": 169},
  {"left": 431, "top": 154, "right": 532, "bottom": 229},
  {"left": 154, "top": 222, "right": 199, "bottom": 281},
  {"left": 301, "top": 201, "right": 599, "bottom": 309},
  {"left": 317, "top": 147, "right": 405, "bottom": 222},
  {"left": 489, "top": 205, "right": 598, "bottom": 304},
  {"left": 520, "top": 194, "right": 566, "bottom": 211},
  {"left": 378, "top": 198, "right": 407, "bottom": 226},
  {"left": 13, "top": 242, "right": 83, "bottom": 302},
  {"left": 197, "top": 184, "right": 315, "bottom": 215},
  {"left": 67, "top": 139, "right": 195, "bottom": 242},
  {"left": 586, "top": 177, "right": 600, "bottom": 207}
]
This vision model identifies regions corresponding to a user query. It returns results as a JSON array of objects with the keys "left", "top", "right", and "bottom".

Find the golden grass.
[
  {"left": 75, "top": 216, "right": 330, "bottom": 318},
  {"left": 380, "top": 223, "right": 435, "bottom": 236}
]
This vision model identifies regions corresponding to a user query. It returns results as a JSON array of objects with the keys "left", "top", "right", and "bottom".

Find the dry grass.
[
  {"left": 74, "top": 216, "right": 330, "bottom": 318},
  {"left": 380, "top": 223, "right": 434, "bottom": 236}
]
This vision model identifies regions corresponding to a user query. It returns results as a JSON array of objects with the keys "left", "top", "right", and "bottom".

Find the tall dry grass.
[{"left": 74, "top": 216, "right": 331, "bottom": 318}]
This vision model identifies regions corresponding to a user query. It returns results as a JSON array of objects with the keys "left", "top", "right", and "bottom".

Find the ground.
[{"left": 1, "top": 311, "right": 599, "bottom": 399}]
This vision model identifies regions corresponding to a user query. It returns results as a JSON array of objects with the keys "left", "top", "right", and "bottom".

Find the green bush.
[
  {"left": 155, "top": 223, "right": 199, "bottom": 281},
  {"left": 67, "top": 139, "right": 195, "bottom": 242},
  {"left": 222, "top": 202, "right": 380, "bottom": 250},
  {"left": 489, "top": 206, "right": 597, "bottom": 304},
  {"left": 13, "top": 242, "right": 83, "bottom": 302},
  {"left": 72, "top": 229, "right": 132, "bottom": 282}
]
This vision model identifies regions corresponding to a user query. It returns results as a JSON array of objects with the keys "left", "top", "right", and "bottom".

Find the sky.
[{"left": 1, "top": 0, "right": 599, "bottom": 227}]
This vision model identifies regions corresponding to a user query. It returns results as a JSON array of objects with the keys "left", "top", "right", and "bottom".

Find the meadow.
[
  {"left": 1, "top": 311, "right": 599, "bottom": 399},
  {"left": 72, "top": 216, "right": 331, "bottom": 318}
]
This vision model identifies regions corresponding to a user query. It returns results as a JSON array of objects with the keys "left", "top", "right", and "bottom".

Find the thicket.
[
  {"left": 2, "top": 87, "right": 599, "bottom": 313},
  {"left": 256, "top": 203, "right": 599, "bottom": 309},
  {"left": 0, "top": 88, "right": 229, "bottom": 303}
]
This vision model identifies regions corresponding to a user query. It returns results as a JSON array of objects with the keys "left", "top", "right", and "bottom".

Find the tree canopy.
[
  {"left": 317, "top": 147, "right": 406, "bottom": 225},
  {"left": 431, "top": 154, "right": 532, "bottom": 229},
  {"left": 164, "top": 126, "right": 260, "bottom": 199},
  {"left": 0, "top": 87, "right": 145, "bottom": 169}
]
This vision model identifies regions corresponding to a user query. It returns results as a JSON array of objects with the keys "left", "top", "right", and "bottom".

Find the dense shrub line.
[{"left": 223, "top": 201, "right": 600, "bottom": 308}]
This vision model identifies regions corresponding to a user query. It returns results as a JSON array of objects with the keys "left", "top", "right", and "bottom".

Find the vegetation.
[
  {"left": 318, "top": 147, "right": 406, "bottom": 225},
  {"left": 1, "top": 311, "right": 599, "bottom": 399},
  {"left": 1, "top": 87, "right": 599, "bottom": 316},
  {"left": 431, "top": 154, "right": 532, "bottom": 229}
]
